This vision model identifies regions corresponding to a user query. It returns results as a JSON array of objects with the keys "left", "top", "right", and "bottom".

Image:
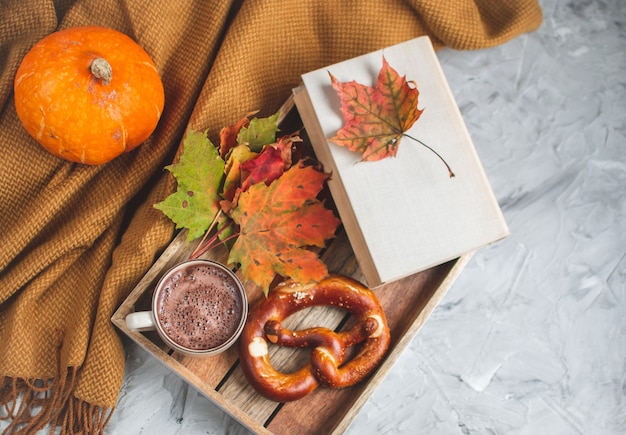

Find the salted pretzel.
[{"left": 238, "top": 275, "right": 391, "bottom": 402}]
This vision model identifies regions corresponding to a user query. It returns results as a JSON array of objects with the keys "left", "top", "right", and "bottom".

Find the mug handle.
[{"left": 126, "top": 311, "right": 157, "bottom": 332}]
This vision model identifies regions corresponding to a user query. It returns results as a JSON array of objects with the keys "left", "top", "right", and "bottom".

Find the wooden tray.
[
  {"left": 111, "top": 101, "right": 472, "bottom": 434},
  {"left": 112, "top": 230, "right": 470, "bottom": 434}
]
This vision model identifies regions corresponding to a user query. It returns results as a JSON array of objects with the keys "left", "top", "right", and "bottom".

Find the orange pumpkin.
[{"left": 14, "top": 26, "right": 165, "bottom": 165}]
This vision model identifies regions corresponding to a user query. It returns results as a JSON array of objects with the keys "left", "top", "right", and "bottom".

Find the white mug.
[{"left": 126, "top": 259, "right": 248, "bottom": 356}]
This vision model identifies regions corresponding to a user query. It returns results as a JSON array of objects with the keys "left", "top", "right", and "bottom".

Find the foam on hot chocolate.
[{"left": 155, "top": 263, "right": 243, "bottom": 351}]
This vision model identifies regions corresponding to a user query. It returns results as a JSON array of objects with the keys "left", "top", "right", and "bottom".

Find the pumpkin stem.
[{"left": 90, "top": 57, "right": 112, "bottom": 85}]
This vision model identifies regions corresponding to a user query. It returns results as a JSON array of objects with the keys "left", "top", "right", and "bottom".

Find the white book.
[{"left": 293, "top": 36, "right": 509, "bottom": 288}]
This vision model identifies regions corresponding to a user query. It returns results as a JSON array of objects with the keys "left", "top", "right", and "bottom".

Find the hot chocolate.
[{"left": 154, "top": 261, "right": 244, "bottom": 351}]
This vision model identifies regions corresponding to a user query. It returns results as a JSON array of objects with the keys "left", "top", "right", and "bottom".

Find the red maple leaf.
[
  {"left": 329, "top": 57, "right": 454, "bottom": 176},
  {"left": 329, "top": 57, "right": 422, "bottom": 161},
  {"left": 239, "top": 134, "right": 295, "bottom": 192}
]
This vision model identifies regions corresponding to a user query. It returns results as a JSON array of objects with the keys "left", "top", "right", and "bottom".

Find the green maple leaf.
[
  {"left": 154, "top": 129, "right": 225, "bottom": 241},
  {"left": 236, "top": 112, "right": 280, "bottom": 152}
]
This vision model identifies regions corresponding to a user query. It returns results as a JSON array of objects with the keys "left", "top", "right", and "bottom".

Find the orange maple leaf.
[
  {"left": 329, "top": 57, "right": 454, "bottom": 177},
  {"left": 329, "top": 57, "right": 422, "bottom": 161},
  {"left": 228, "top": 163, "right": 341, "bottom": 295},
  {"left": 219, "top": 114, "right": 251, "bottom": 158}
]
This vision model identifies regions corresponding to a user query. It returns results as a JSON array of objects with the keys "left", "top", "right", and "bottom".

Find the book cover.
[{"left": 294, "top": 36, "right": 509, "bottom": 287}]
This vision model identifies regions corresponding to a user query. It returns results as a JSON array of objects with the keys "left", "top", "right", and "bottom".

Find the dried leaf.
[
  {"left": 239, "top": 134, "right": 296, "bottom": 192},
  {"left": 222, "top": 144, "right": 258, "bottom": 202},
  {"left": 228, "top": 163, "right": 340, "bottom": 295},
  {"left": 329, "top": 56, "right": 423, "bottom": 161}
]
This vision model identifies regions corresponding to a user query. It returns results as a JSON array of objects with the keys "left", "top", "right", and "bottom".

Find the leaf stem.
[
  {"left": 191, "top": 224, "right": 240, "bottom": 259},
  {"left": 204, "top": 232, "right": 240, "bottom": 253},
  {"left": 189, "top": 222, "right": 216, "bottom": 259},
  {"left": 190, "top": 211, "right": 221, "bottom": 259},
  {"left": 403, "top": 133, "right": 455, "bottom": 178},
  {"left": 189, "top": 210, "right": 239, "bottom": 259}
]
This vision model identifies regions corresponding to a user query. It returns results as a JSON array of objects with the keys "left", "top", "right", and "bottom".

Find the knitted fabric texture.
[{"left": 0, "top": 0, "right": 542, "bottom": 433}]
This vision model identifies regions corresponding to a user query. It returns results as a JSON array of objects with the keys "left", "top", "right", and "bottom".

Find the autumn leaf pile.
[{"left": 155, "top": 114, "right": 341, "bottom": 295}]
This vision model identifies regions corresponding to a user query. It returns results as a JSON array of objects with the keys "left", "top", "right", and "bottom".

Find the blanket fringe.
[{"left": 0, "top": 369, "right": 112, "bottom": 434}]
